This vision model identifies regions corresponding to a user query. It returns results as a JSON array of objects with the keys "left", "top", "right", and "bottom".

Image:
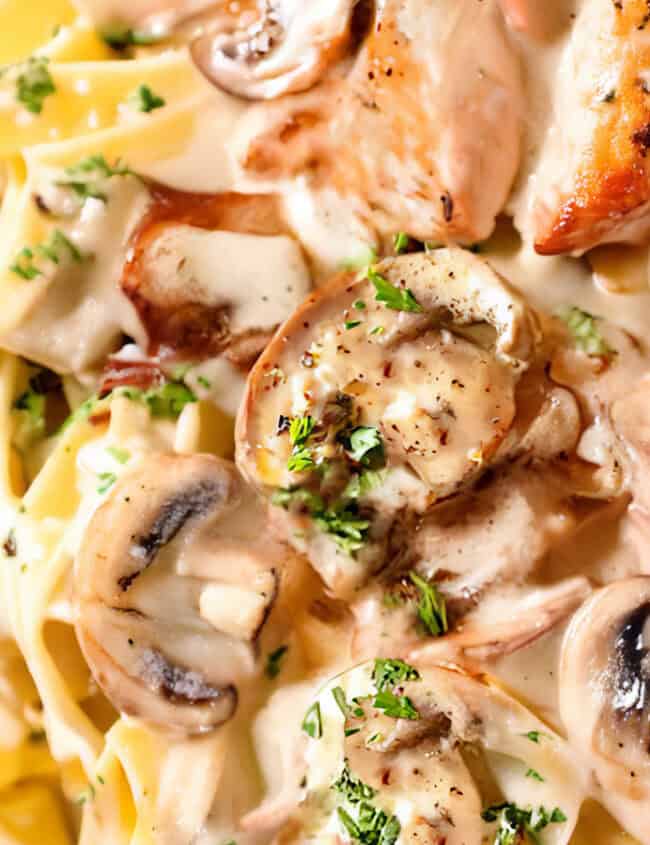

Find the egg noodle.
[{"left": 0, "top": 2, "right": 648, "bottom": 845}]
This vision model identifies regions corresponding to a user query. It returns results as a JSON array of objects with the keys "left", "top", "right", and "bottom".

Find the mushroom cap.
[
  {"left": 74, "top": 453, "right": 279, "bottom": 735},
  {"left": 190, "top": 0, "right": 360, "bottom": 101},
  {"left": 236, "top": 249, "right": 540, "bottom": 594},
  {"left": 559, "top": 577, "right": 650, "bottom": 839},
  {"left": 261, "top": 660, "right": 584, "bottom": 844}
]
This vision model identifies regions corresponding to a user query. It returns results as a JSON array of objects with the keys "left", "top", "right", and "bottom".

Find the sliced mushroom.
[
  {"left": 559, "top": 578, "right": 650, "bottom": 842},
  {"left": 249, "top": 660, "right": 584, "bottom": 843},
  {"left": 236, "top": 248, "right": 587, "bottom": 596},
  {"left": 74, "top": 453, "right": 280, "bottom": 735},
  {"left": 191, "top": 0, "right": 361, "bottom": 100},
  {"left": 121, "top": 185, "right": 311, "bottom": 365}
]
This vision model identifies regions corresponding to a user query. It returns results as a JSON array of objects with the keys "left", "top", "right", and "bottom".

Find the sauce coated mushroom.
[
  {"left": 191, "top": 0, "right": 362, "bottom": 100},
  {"left": 559, "top": 578, "right": 650, "bottom": 842},
  {"left": 74, "top": 453, "right": 280, "bottom": 735},
  {"left": 236, "top": 249, "right": 562, "bottom": 597},
  {"left": 248, "top": 660, "right": 584, "bottom": 844}
]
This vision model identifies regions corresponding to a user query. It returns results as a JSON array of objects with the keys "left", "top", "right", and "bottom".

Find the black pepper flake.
[
  {"left": 3, "top": 529, "right": 16, "bottom": 557},
  {"left": 441, "top": 191, "right": 454, "bottom": 222},
  {"left": 277, "top": 415, "right": 291, "bottom": 434},
  {"left": 300, "top": 351, "right": 315, "bottom": 368}
]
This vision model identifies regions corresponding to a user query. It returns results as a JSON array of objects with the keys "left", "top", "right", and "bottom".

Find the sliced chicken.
[
  {"left": 532, "top": 0, "right": 650, "bottom": 254},
  {"left": 235, "top": 0, "right": 523, "bottom": 244},
  {"left": 559, "top": 578, "right": 650, "bottom": 842},
  {"left": 74, "top": 453, "right": 284, "bottom": 736},
  {"left": 248, "top": 660, "right": 585, "bottom": 843}
]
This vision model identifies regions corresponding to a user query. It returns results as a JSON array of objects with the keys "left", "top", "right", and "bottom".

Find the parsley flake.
[
  {"left": 482, "top": 802, "right": 567, "bottom": 845},
  {"left": 301, "top": 702, "right": 322, "bottom": 739},
  {"left": 367, "top": 267, "right": 423, "bottom": 313},
  {"left": 265, "top": 645, "right": 288, "bottom": 679},
  {"left": 372, "top": 658, "right": 420, "bottom": 692},
  {"left": 15, "top": 57, "right": 56, "bottom": 114},
  {"left": 410, "top": 571, "right": 448, "bottom": 637},
  {"left": 57, "top": 154, "right": 134, "bottom": 203},
  {"left": 97, "top": 472, "right": 117, "bottom": 494},
  {"left": 393, "top": 231, "right": 409, "bottom": 254},
  {"left": 131, "top": 83, "right": 166, "bottom": 113},
  {"left": 526, "top": 768, "right": 545, "bottom": 782},
  {"left": 557, "top": 305, "right": 615, "bottom": 360}
]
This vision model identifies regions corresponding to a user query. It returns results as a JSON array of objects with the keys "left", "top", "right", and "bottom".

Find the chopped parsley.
[
  {"left": 97, "top": 472, "right": 117, "bottom": 494},
  {"left": 138, "top": 381, "right": 197, "bottom": 418},
  {"left": 10, "top": 229, "right": 84, "bottom": 280},
  {"left": 100, "top": 27, "right": 162, "bottom": 49},
  {"left": 332, "top": 761, "right": 375, "bottom": 804},
  {"left": 15, "top": 57, "right": 56, "bottom": 114},
  {"left": 482, "top": 802, "right": 567, "bottom": 845},
  {"left": 526, "top": 768, "right": 545, "bottom": 782},
  {"left": 410, "top": 571, "right": 448, "bottom": 637},
  {"left": 265, "top": 645, "right": 288, "bottom": 679},
  {"left": 345, "top": 320, "right": 362, "bottom": 330},
  {"left": 353, "top": 300, "right": 366, "bottom": 310},
  {"left": 522, "top": 730, "right": 550, "bottom": 744},
  {"left": 557, "top": 305, "right": 615, "bottom": 359},
  {"left": 57, "top": 154, "right": 134, "bottom": 203},
  {"left": 131, "top": 83, "right": 165, "bottom": 113},
  {"left": 313, "top": 505, "right": 369, "bottom": 554},
  {"left": 343, "top": 426, "right": 384, "bottom": 467},
  {"left": 13, "top": 389, "right": 45, "bottom": 437},
  {"left": 393, "top": 231, "right": 409, "bottom": 254},
  {"left": 342, "top": 469, "right": 386, "bottom": 499},
  {"left": 372, "top": 689, "right": 419, "bottom": 720},
  {"left": 287, "top": 415, "right": 317, "bottom": 472},
  {"left": 106, "top": 446, "right": 130, "bottom": 464},
  {"left": 197, "top": 375, "right": 211, "bottom": 389},
  {"left": 301, "top": 702, "right": 322, "bottom": 739},
  {"left": 337, "top": 803, "right": 400, "bottom": 845},
  {"left": 367, "top": 267, "right": 422, "bottom": 313},
  {"left": 372, "top": 658, "right": 420, "bottom": 692}
]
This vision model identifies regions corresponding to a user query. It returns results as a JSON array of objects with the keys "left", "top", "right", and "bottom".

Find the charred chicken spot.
[
  {"left": 631, "top": 123, "right": 650, "bottom": 156},
  {"left": 612, "top": 602, "right": 650, "bottom": 722},
  {"left": 441, "top": 192, "right": 454, "bottom": 223},
  {"left": 140, "top": 648, "right": 234, "bottom": 705},
  {"left": 119, "top": 479, "right": 227, "bottom": 591}
]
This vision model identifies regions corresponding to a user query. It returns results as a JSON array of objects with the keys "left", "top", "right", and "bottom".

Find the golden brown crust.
[{"left": 534, "top": 0, "right": 650, "bottom": 254}]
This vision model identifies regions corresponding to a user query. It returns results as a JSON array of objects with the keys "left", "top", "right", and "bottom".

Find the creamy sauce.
[{"left": 4, "top": 3, "right": 650, "bottom": 845}]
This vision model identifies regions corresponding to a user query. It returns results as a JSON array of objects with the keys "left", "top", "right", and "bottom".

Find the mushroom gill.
[
  {"left": 190, "top": 0, "right": 365, "bottom": 101},
  {"left": 73, "top": 453, "right": 280, "bottom": 735},
  {"left": 559, "top": 578, "right": 650, "bottom": 842},
  {"left": 236, "top": 248, "right": 589, "bottom": 598}
]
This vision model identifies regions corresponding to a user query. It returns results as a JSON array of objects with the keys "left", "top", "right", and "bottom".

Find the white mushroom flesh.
[{"left": 74, "top": 453, "right": 280, "bottom": 735}]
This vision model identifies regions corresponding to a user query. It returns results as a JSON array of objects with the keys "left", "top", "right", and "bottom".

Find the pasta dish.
[{"left": 1, "top": 2, "right": 650, "bottom": 844}]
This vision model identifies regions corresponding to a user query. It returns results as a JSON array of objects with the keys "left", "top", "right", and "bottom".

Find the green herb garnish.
[
  {"left": 482, "top": 802, "right": 567, "bottom": 845},
  {"left": 301, "top": 702, "right": 322, "bottom": 739},
  {"left": 57, "top": 154, "right": 133, "bottom": 203},
  {"left": 557, "top": 305, "right": 615, "bottom": 359},
  {"left": 10, "top": 229, "right": 84, "bottom": 280},
  {"left": 15, "top": 57, "right": 55, "bottom": 114},
  {"left": 332, "top": 761, "right": 376, "bottom": 804},
  {"left": 131, "top": 83, "right": 165, "bottom": 113},
  {"left": 344, "top": 426, "right": 384, "bottom": 467},
  {"left": 337, "top": 803, "right": 400, "bottom": 845},
  {"left": 100, "top": 27, "right": 162, "bottom": 49},
  {"left": 393, "top": 232, "right": 409, "bottom": 254},
  {"left": 265, "top": 645, "right": 288, "bottom": 679},
  {"left": 410, "top": 571, "right": 448, "bottom": 637},
  {"left": 97, "top": 472, "right": 117, "bottom": 494},
  {"left": 526, "top": 768, "right": 545, "bottom": 782},
  {"left": 367, "top": 267, "right": 422, "bottom": 313},
  {"left": 372, "top": 689, "right": 419, "bottom": 720},
  {"left": 372, "top": 658, "right": 420, "bottom": 692},
  {"left": 345, "top": 320, "right": 362, "bottom": 330},
  {"left": 106, "top": 446, "right": 130, "bottom": 464}
]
